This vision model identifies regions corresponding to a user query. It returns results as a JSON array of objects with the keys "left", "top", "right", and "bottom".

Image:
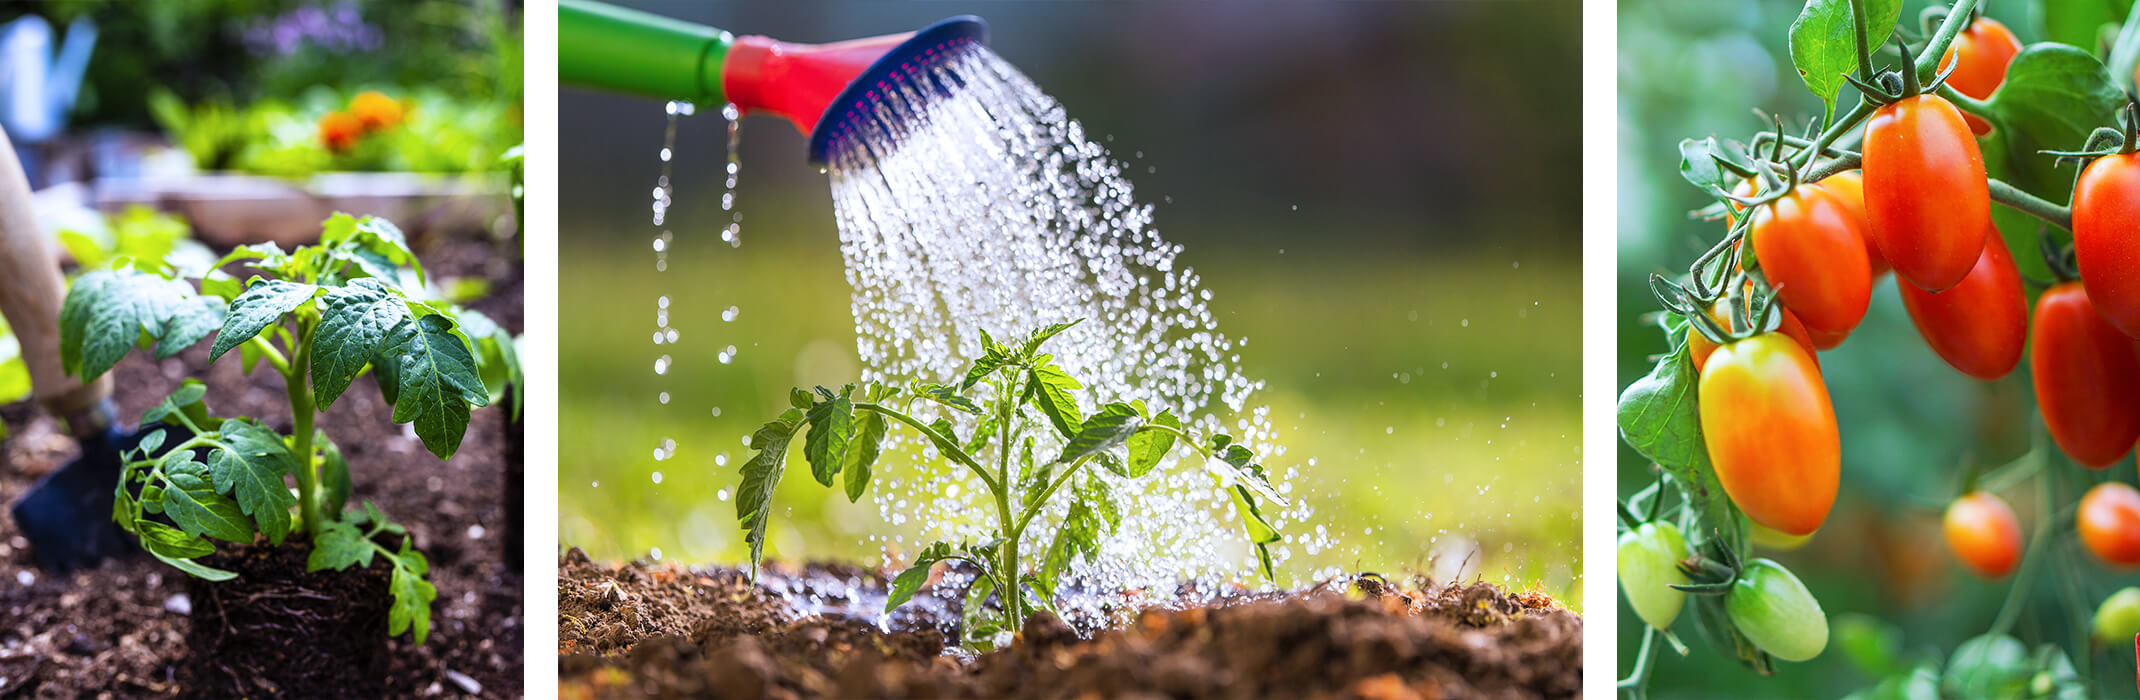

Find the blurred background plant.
[
  {"left": 561, "top": 1, "right": 1583, "bottom": 604},
  {"left": 1620, "top": 0, "right": 2140, "bottom": 695}
]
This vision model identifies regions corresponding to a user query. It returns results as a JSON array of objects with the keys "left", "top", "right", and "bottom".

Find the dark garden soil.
[
  {"left": 556, "top": 549, "right": 1582, "bottom": 700},
  {"left": 0, "top": 236, "right": 523, "bottom": 698}
]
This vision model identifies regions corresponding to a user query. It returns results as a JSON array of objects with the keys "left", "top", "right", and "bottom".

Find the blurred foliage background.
[
  {"left": 562, "top": 1, "right": 1583, "bottom": 601},
  {"left": 1620, "top": 0, "right": 2140, "bottom": 695}
]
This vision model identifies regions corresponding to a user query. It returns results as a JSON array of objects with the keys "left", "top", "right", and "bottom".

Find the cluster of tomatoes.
[
  {"left": 317, "top": 90, "right": 407, "bottom": 153},
  {"left": 1627, "top": 15, "right": 2140, "bottom": 666}
]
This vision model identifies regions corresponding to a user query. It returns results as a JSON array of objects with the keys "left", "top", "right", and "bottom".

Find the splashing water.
[{"left": 821, "top": 44, "right": 1328, "bottom": 604}]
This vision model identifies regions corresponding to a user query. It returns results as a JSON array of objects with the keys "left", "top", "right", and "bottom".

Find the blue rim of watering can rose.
[{"left": 805, "top": 15, "right": 989, "bottom": 166}]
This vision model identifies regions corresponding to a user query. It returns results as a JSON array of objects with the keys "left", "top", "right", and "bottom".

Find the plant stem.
[
  {"left": 856, "top": 402, "right": 1001, "bottom": 493},
  {"left": 1934, "top": 84, "right": 1995, "bottom": 121},
  {"left": 1617, "top": 625, "right": 1658, "bottom": 697},
  {"left": 994, "top": 377, "right": 1023, "bottom": 632},
  {"left": 284, "top": 331, "right": 322, "bottom": 537},
  {"left": 1989, "top": 179, "right": 2075, "bottom": 231},
  {"left": 248, "top": 336, "right": 292, "bottom": 375}
]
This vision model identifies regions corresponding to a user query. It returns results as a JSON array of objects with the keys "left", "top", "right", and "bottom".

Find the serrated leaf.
[
  {"left": 308, "top": 517, "right": 375, "bottom": 572},
  {"left": 140, "top": 379, "right": 208, "bottom": 427},
  {"left": 887, "top": 541, "right": 954, "bottom": 612},
  {"left": 206, "top": 419, "right": 298, "bottom": 545},
  {"left": 386, "top": 536, "right": 436, "bottom": 644},
  {"left": 1788, "top": 0, "right": 1902, "bottom": 120},
  {"left": 161, "top": 456, "right": 254, "bottom": 543},
  {"left": 1019, "top": 319, "right": 1082, "bottom": 357},
  {"left": 1057, "top": 402, "right": 1139, "bottom": 464},
  {"left": 1028, "top": 363, "right": 1084, "bottom": 438},
  {"left": 804, "top": 395, "right": 854, "bottom": 487},
  {"left": 60, "top": 267, "right": 220, "bottom": 379},
  {"left": 138, "top": 520, "right": 238, "bottom": 581},
  {"left": 916, "top": 383, "right": 981, "bottom": 414},
  {"left": 737, "top": 409, "right": 804, "bottom": 577},
  {"left": 1125, "top": 409, "right": 1179, "bottom": 477},
  {"left": 843, "top": 410, "right": 887, "bottom": 502},
  {"left": 211, "top": 242, "right": 290, "bottom": 279},
  {"left": 311, "top": 278, "right": 407, "bottom": 408},
  {"left": 210, "top": 279, "right": 317, "bottom": 361},
  {"left": 378, "top": 314, "right": 489, "bottom": 459},
  {"left": 156, "top": 296, "right": 223, "bottom": 360}
]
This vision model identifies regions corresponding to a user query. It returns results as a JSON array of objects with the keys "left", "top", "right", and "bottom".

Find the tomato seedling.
[
  {"left": 60, "top": 213, "right": 521, "bottom": 644},
  {"left": 730, "top": 319, "right": 1284, "bottom": 648}
]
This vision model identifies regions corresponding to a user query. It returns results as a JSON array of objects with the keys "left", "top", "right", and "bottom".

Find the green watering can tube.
[{"left": 558, "top": 0, "right": 732, "bottom": 103}]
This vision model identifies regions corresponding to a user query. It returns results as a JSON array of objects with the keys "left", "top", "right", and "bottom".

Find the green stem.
[
  {"left": 1934, "top": 84, "right": 1995, "bottom": 121},
  {"left": 284, "top": 332, "right": 322, "bottom": 537},
  {"left": 1792, "top": 99, "right": 1876, "bottom": 172},
  {"left": 248, "top": 335, "right": 292, "bottom": 375},
  {"left": 1618, "top": 625, "right": 1658, "bottom": 697},
  {"left": 1012, "top": 453, "right": 1098, "bottom": 537},
  {"left": 1989, "top": 179, "right": 2075, "bottom": 232},
  {"left": 994, "top": 377, "right": 1023, "bottom": 632},
  {"left": 856, "top": 402, "right": 1001, "bottom": 494}
]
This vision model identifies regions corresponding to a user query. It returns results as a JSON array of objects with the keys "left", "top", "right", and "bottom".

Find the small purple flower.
[{"left": 243, "top": 2, "right": 382, "bottom": 57}]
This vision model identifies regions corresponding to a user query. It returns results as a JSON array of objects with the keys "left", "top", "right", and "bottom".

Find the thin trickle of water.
[
  {"left": 821, "top": 44, "right": 1332, "bottom": 607},
  {"left": 721, "top": 103, "right": 744, "bottom": 248},
  {"left": 648, "top": 102, "right": 693, "bottom": 465}
]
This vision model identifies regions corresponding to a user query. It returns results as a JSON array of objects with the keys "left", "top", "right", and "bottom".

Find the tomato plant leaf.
[
  {"left": 1057, "top": 402, "right": 1138, "bottom": 465},
  {"left": 887, "top": 541, "right": 954, "bottom": 612},
  {"left": 308, "top": 517, "right": 376, "bottom": 572},
  {"left": 136, "top": 520, "right": 238, "bottom": 580},
  {"left": 1124, "top": 409, "right": 1179, "bottom": 477},
  {"left": 1028, "top": 363, "right": 1084, "bottom": 438},
  {"left": 311, "top": 278, "right": 408, "bottom": 408},
  {"left": 160, "top": 456, "right": 255, "bottom": 543},
  {"left": 1018, "top": 319, "right": 1081, "bottom": 357},
  {"left": 1787, "top": 0, "right": 1902, "bottom": 120},
  {"left": 842, "top": 410, "right": 887, "bottom": 502},
  {"left": 915, "top": 383, "right": 981, "bottom": 414},
  {"left": 385, "top": 536, "right": 436, "bottom": 644},
  {"left": 804, "top": 395, "right": 855, "bottom": 487},
  {"left": 60, "top": 267, "right": 223, "bottom": 379},
  {"left": 737, "top": 408, "right": 804, "bottom": 577},
  {"left": 205, "top": 418, "right": 299, "bottom": 544},
  {"left": 140, "top": 379, "right": 210, "bottom": 428},
  {"left": 378, "top": 314, "right": 489, "bottom": 459},
  {"left": 210, "top": 279, "right": 317, "bottom": 362}
]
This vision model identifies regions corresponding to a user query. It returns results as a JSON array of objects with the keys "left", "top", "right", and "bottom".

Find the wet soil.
[
  {"left": 0, "top": 236, "right": 522, "bottom": 698},
  {"left": 557, "top": 549, "right": 1582, "bottom": 699}
]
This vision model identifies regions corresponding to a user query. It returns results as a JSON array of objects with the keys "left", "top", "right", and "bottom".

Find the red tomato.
[
  {"left": 1862, "top": 95, "right": 1991, "bottom": 292},
  {"left": 1699, "top": 334, "right": 1840, "bottom": 536},
  {"left": 1899, "top": 233, "right": 2026, "bottom": 380},
  {"left": 2080, "top": 482, "right": 2140, "bottom": 567},
  {"left": 1816, "top": 171, "right": 1888, "bottom": 278},
  {"left": 1689, "top": 297, "right": 1820, "bottom": 373},
  {"left": 2074, "top": 152, "right": 2140, "bottom": 338},
  {"left": 2030, "top": 283, "right": 2140, "bottom": 468},
  {"left": 1746, "top": 183, "right": 1872, "bottom": 338},
  {"left": 1943, "top": 491, "right": 2022, "bottom": 578},
  {"left": 1938, "top": 17, "right": 2022, "bottom": 136}
]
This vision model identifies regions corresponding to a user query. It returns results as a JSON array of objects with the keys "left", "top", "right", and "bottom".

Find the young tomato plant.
[
  {"left": 731, "top": 320, "right": 1285, "bottom": 648},
  {"left": 59, "top": 213, "right": 520, "bottom": 644}
]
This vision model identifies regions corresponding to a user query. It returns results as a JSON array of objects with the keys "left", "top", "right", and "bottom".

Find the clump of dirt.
[
  {"left": 558, "top": 550, "right": 1582, "bottom": 699},
  {"left": 182, "top": 540, "right": 392, "bottom": 698}
]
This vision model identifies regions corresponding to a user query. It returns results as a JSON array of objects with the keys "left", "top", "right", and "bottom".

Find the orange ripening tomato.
[
  {"left": 1699, "top": 334, "right": 1840, "bottom": 536},
  {"left": 1815, "top": 171, "right": 1888, "bottom": 278},
  {"left": 1689, "top": 296, "right": 1820, "bottom": 374},
  {"left": 318, "top": 111, "right": 363, "bottom": 153},
  {"left": 2030, "top": 283, "right": 2140, "bottom": 467},
  {"left": 2074, "top": 152, "right": 2140, "bottom": 338},
  {"left": 1898, "top": 232, "right": 2026, "bottom": 380},
  {"left": 349, "top": 91, "right": 404, "bottom": 132},
  {"left": 1746, "top": 183, "right": 1872, "bottom": 338},
  {"left": 1862, "top": 95, "right": 1991, "bottom": 292},
  {"left": 2079, "top": 482, "right": 2140, "bottom": 567},
  {"left": 1938, "top": 17, "right": 2022, "bottom": 136},
  {"left": 1944, "top": 491, "right": 2022, "bottom": 578}
]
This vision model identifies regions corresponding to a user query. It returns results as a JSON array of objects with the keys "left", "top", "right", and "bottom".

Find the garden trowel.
[{"left": 0, "top": 126, "right": 142, "bottom": 572}]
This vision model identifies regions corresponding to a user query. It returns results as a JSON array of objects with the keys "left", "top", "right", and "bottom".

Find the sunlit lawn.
[{"left": 560, "top": 202, "right": 1581, "bottom": 605}]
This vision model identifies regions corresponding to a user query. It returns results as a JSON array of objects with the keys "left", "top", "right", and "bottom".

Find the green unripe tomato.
[
  {"left": 1726, "top": 558, "right": 1828, "bottom": 662},
  {"left": 1617, "top": 521, "right": 1691, "bottom": 629},
  {"left": 2095, "top": 587, "right": 2140, "bottom": 644}
]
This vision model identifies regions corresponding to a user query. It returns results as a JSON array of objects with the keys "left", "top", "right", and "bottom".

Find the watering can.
[
  {"left": 558, "top": 0, "right": 984, "bottom": 164},
  {"left": 0, "top": 15, "right": 96, "bottom": 143}
]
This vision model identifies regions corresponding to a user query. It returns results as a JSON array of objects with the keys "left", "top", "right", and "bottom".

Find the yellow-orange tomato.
[
  {"left": 1815, "top": 171, "right": 1888, "bottom": 278},
  {"left": 1688, "top": 297, "right": 1819, "bottom": 374},
  {"left": 1747, "top": 183, "right": 1873, "bottom": 339},
  {"left": 1943, "top": 491, "right": 2021, "bottom": 578},
  {"left": 1938, "top": 17, "right": 2022, "bottom": 136},
  {"left": 1699, "top": 334, "right": 1840, "bottom": 536},
  {"left": 318, "top": 111, "right": 363, "bottom": 153},
  {"left": 2080, "top": 482, "right": 2140, "bottom": 567},
  {"left": 349, "top": 91, "right": 405, "bottom": 131}
]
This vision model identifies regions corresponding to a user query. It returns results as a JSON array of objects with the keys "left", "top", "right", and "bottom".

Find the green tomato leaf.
[
  {"left": 1018, "top": 319, "right": 1082, "bottom": 357},
  {"left": 1787, "top": 0, "right": 1902, "bottom": 120},
  {"left": 803, "top": 395, "right": 855, "bottom": 487},
  {"left": 378, "top": 314, "right": 489, "bottom": 459},
  {"left": 737, "top": 408, "right": 804, "bottom": 578},
  {"left": 1027, "top": 363, "right": 1084, "bottom": 438},
  {"left": 1056, "top": 402, "right": 1139, "bottom": 465},
  {"left": 310, "top": 278, "right": 408, "bottom": 408},
  {"left": 308, "top": 517, "right": 375, "bottom": 572},
  {"left": 160, "top": 456, "right": 255, "bottom": 543},
  {"left": 210, "top": 279, "right": 317, "bottom": 362},
  {"left": 137, "top": 520, "right": 238, "bottom": 581},
  {"left": 385, "top": 536, "right": 436, "bottom": 644},
  {"left": 139, "top": 379, "right": 208, "bottom": 427},
  {"left": 205, "top": 418, "right": 299, "bottom": 545},
  {"left": 60, "top": 267, "right": 223, "bottom": 379},
  {"left": 886, "top": 541, "right": 954, "bottom": 612},
  {"left": 1124, "top": 409, "right": 1179, "bottom": 477},
  {"left": 843, "top": 410, "right": 888, "bottom": 502},
  {"left": 915, "top": 383, "right": 981, "bottom": 415}
]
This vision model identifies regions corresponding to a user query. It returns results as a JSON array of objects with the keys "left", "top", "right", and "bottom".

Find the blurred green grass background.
[{"left": 1620, "top": 0, "right": 2140, "bottom": 694}]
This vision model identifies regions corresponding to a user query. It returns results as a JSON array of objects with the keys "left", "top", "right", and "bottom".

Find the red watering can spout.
[{"left": 724, "top": 32, "right": 914, "bottom": 137}]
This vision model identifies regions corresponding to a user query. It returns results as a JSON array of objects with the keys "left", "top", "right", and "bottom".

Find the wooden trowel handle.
[{"left": 0, "top": 129, "right": 110, "bottom": 426}]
